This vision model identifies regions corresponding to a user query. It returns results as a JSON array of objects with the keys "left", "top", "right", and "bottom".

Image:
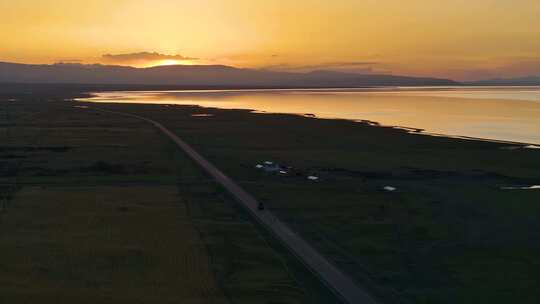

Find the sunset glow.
[
  {"left": 144, "top": 59, "right": 197, "bottom": 68},
  {"left": 1, "top": 1, "right": 539, "bottom": 80}
]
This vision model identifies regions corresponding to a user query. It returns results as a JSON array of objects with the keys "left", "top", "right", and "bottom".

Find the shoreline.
[
  {"left": 74, "top": 84, "right": 540, "bottom": 99},
  {"left": 76, "top": 92, "right": 540, "bottom": 148}
]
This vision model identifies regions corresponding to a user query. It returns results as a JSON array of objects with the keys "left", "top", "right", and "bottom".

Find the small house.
[
  {"left": 256, "top": 161, "right": 281, "bottom": 173},
  {"left": 262, "top": 163, "right": 280, "bottom": 172}
]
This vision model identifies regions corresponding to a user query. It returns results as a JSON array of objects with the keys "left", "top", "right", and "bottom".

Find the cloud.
[{"left": 101, "top": 52, "right": 198, "bottom": 65}]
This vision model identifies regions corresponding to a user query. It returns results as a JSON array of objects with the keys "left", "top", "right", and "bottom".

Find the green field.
[
  {"left": 0, "top": 98, "right": 329, "bottom": 304},
  {"left": 2, "top": 86, "right": 540, "bottom": 304},
  {"left": 88, "top": 100, "right": 540, "bottom": 304}
]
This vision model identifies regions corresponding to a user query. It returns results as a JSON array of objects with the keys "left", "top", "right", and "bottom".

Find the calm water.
[{"left": 80, "top": 86, "right": 540, "bottom": 144}]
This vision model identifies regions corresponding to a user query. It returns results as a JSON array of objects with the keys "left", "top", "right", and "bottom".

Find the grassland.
[
  {"left": 3, "top": 84, "right": 540, "bottom": 304},
  {"left": 0, "top": 97, "right": 324, "bottom": 304},
  {"left": 84, "top": 100, "right": 540, "bottom": 304}
]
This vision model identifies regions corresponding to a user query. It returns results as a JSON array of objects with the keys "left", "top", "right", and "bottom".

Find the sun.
[
  {"left": 145, "top": 59, "right": 197, "bottom": 67},
  {"left": 156, "top": 59, "right": 181, "bottom": 66}
]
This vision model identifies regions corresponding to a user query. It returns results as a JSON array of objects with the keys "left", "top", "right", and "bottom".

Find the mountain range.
[
  {"left": 0, "top": 62, "right": 459, "bottom": 87},
  {"left": 469, "top": 76, "right": 540, "bottom": 86}
]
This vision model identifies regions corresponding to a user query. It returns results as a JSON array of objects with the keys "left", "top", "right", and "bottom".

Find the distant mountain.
[
  {"left": 0, "top": 62, "right": 459, "bottom": 87},
  {"left": 470, "top": 76, "right": 540, "bottom": 86}
]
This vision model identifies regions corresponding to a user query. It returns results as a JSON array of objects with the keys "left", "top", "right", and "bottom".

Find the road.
[{"left": 89, "top": 107, "right": 378, "bottom": 304}]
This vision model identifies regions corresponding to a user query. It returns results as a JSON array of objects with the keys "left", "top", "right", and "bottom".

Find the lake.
[{"left": 80, "top": 86, "right": 540, "bottom": 145}]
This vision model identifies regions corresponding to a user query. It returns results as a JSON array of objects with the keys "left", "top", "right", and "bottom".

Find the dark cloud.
[{"left": 102, "top": 52, "right": 198, "bottom": 62}]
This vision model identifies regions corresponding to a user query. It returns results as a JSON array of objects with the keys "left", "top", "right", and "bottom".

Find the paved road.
[{"left": 89, "top": 107, "right": 378, "bottom": 304}]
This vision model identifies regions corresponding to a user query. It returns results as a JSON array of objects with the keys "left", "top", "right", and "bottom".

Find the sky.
[{"left": 0, "top": 0, "right": 539, "bottom": 81}]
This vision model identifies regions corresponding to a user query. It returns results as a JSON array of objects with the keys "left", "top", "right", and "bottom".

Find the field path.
[{"left": 87, "top": 106, "right": 378, "bottom": 304}]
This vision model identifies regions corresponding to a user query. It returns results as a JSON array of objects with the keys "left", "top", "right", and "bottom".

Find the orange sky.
[{"left": 1, "top": 0, "right": 539, "bottom": 80}]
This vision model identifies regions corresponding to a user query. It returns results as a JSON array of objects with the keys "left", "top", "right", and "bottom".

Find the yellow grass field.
[
  {"left": 0, "top": 100, "right": 311, "bottom": 304},
  {"left": 0, "top": 185, "right": 228, "bottom": 304}
]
